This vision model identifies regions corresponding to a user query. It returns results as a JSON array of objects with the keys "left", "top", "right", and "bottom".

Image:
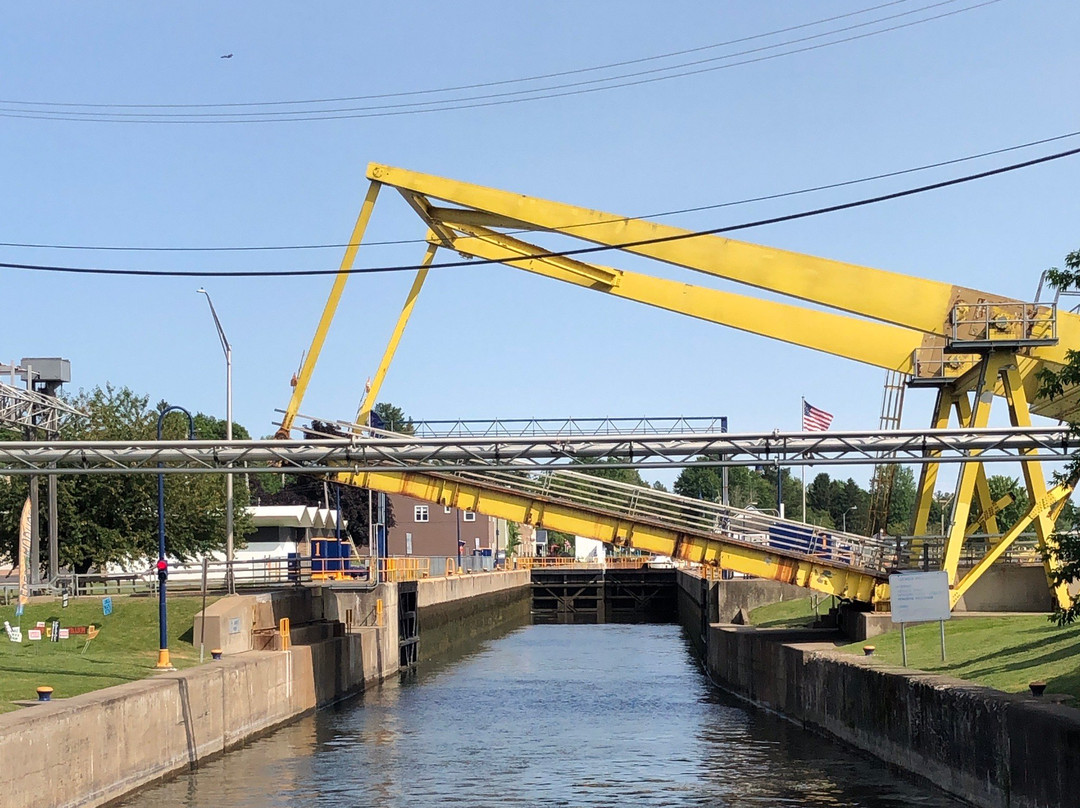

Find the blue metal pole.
[{"left": 156, "top": 406, "right": 194, "bottom": 671}]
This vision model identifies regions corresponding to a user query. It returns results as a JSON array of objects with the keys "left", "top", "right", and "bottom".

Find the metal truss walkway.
[{"left": 0, "top": 425, "right": 1071, "bottom": 475}]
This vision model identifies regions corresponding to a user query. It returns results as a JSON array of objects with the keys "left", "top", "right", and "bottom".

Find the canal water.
[{"left": 117, "top": 623, "right": 964, "bottom": 808}]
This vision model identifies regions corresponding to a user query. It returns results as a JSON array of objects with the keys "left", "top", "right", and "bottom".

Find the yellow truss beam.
[
  {"left": 277, "top": 180, "right": 382, "bottom": 438},
  {"left": 440, "top": 225, "right": 923, "bottom": 373},
  {"left": 366, "top": 162, "right": 1080, "bottom": 371},
  {"left": 337, "top": 468, "right": 888, "bottom": 604},
  {"left": 355, "top": 242, "right": 437, "bottom": 428}
]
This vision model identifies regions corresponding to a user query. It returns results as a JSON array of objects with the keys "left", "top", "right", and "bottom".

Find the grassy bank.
[
  {"left": 840, "top": 614, "right": 1080, "bottom": 700},
  {"left": 0, "top": 595, "right": 214, "bottom": 713},
  {"left": 749, "top": 597, "right": 1080, "bottom": 701}
]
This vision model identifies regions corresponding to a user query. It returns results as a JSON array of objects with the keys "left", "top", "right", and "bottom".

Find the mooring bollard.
[
  {"left": 36, "top": 686, "right": 54, "bottom": 702},
  {"left": 1029, "top": 681, "right": 1047, "bottom": 697},
  {"left": 211, "top": 648, "right": 223, "bottom": 660},
  {"left": 862, "top": 645, "right": 876, "bottom": 656}
]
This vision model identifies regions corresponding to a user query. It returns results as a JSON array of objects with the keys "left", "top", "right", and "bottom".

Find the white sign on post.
[
  {"left": 889, "top": 570, "right": 952, "bottom": 666},
  {"left": 889, "top": 571, "right": 951, "bottom": 623}
]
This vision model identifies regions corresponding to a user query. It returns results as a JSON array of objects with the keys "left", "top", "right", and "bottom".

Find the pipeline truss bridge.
[{"left": 0, "top": 424, "right": 1075, "bottom": 475}]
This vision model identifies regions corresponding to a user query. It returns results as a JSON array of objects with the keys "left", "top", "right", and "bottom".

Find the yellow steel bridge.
[{"left": 276, "top": 164, "right": 1079, "bottom": 610}]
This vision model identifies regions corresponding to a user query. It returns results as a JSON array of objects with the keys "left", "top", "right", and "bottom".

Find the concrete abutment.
[
  {"left": 0, "top": 570, "right": 530, "bottom": 808},
  {"left": 675, "top": 569, "right": 1080, "bottom": 808}
]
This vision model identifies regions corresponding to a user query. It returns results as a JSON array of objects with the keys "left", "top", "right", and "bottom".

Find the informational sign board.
[
  {"left": 889, "top": 571, "right": 951, "bottom": 623},
  {"left": 229, "top": 617, "right": 241, "bottom": 635},
  {"left": 28, "top": 629, "right": 42, "bottom": 641},
  {"left": 102, "top": 597, "right": 113, "bottom": 617}
]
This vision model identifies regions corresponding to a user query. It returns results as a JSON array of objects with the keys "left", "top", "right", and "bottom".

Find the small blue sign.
[
  {"left": 102, "top": 597, "right": 113, "bottom": 616},
  {"left": 14, "top": 603, "right": 23, "bottom": 618}
]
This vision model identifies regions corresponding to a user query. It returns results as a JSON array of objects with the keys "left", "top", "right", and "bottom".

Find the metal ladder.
[{"left": 867, "top": 370, "right": 907, "bottom": 535}]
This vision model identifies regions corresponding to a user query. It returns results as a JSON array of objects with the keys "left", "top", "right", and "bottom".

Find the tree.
[
  {"left": 673, "top": 464, "right": 723, "bottom": 501},
  {"left": 974, "top": 475, "right": 1029, "bottom": 535},
  {"left": 1034, "top": 248, "right": 1080, "bottom": 624},
  {"left": 371, "top": 402, "right": 414, "bottom": 433},
  {"left": 505, "top": 521, "right": 522, "bottom": 555},
  {"left": 886, "top": 466, "right": 917, "bottom": 535},
  {"left": 0, "top": 384, "right": 253, "bottom": 574}
]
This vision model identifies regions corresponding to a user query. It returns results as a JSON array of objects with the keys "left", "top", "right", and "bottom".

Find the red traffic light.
[{"left": 156, "top": 559, "right": 167, "bottom": 571}]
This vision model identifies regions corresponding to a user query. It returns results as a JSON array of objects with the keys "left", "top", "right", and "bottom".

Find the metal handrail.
[{"left": 442, "top": 467, "right": 897, "bottom": 574}]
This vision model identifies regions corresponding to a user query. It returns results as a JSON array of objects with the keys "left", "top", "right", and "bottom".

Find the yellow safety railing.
[
  {"left": 379, "top": 556, "right": 431, "bottom": 582},
  {"left": 512, "top": 556, "right": 650, "bottom": 570}
]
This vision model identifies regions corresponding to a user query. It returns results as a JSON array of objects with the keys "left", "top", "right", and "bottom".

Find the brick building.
[{"left": 385, "top": 493, "right": 501, "bottom": 558}]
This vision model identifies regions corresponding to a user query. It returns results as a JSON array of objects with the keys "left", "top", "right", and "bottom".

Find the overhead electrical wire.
[
  {"left": 0, "top": 0, "right": 999, "bottom": 123},
  {"left": 1, "top": 142, "right": 1076, "bottom": 279},
  {"left": 3, "top": 128, "right": 1073, "bottom": 255},
  {"left": 0, "top": 0, "right": 919, "bottom": 110}
]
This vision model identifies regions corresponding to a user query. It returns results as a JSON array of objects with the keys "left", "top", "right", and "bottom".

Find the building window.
[
  {"left": 444, "top": 505, "right": 453, "bottom": 514},
  {"left": 406, "top": 532, "right": 413, "bottom": 555},
  {"left": 463, "top": 510, "right": 476, "bottom": 522},
  {"left": 414, "top": 505, "right": 429, "bottom": 523}
]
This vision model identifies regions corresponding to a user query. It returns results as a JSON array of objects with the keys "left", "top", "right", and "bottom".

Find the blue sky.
[{"left": 2, "top": 1, "right": 1078, "bottom": 489}]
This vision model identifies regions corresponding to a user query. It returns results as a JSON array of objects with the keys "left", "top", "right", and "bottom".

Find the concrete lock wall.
[
  {"left": 0, "top": 572, "right": 532, "bottom": 808},
  {"left": 417, "top": 569, "right": 529, "bottom": 627},
  {"left": 0, "top": 635, "right": 378, "bottom": 808},
  {"left": 704, "top": 625, "right": 1080, "bottom": 808}
]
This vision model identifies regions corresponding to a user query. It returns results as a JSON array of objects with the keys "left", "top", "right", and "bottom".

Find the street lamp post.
[
  {"left": 157, "top": 405, "right": 195, "bottom": 671},
  {"left": 197, "top": 288, "right": 234, "bottom": 594},
  {"left": 838, "top": 507, "right": 855, "bottom": 533}
]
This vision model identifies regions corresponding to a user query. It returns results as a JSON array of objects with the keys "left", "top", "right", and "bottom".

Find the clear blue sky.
[{"left": 2, "top": 2, "right": 1078, "bottom": 489}]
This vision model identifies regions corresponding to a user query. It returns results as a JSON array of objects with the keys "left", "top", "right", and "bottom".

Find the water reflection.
[{"left": 117, "top": 623, "right": 964, "bottom": 808}]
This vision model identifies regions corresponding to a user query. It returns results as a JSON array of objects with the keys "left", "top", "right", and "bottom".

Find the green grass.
[
  {"left": 749, "top": 598, "right": 1080, "bottom": 701},
  {"left": 841, "top": 615, "right": 1080, "bottom": 701},
  {"left": 0, "top": 595, "right": 215, "bottom": 712},
  {"left": 749, "top": 596, "right": 823, "bottom": 628}
]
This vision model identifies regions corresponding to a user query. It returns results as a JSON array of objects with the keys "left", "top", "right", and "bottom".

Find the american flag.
[{"left": 802, "top": 400, "right": 834, "bottom": 431}]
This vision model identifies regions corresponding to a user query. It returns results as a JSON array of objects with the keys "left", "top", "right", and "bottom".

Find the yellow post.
[
  {"left": 277, "top": 180, "right": 382, "bottom": 438},
  {"left": 942, "top": 353, "right": 1009, "bottom": 582},
  {"left": 376, "top": 598, "right": 384, "bottom": 628},
  {"left": 355, "top": 241, "right": 437, "bottom": 428}
]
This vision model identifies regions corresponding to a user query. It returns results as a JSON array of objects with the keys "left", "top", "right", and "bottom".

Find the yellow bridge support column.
[{"left": 277, "top": 179, "right": 382, "bottom": 438}]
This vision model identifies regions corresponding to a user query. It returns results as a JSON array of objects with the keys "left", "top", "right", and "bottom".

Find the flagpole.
[{"left": 801, "top": 397, "right": 807, "bottom": 523}]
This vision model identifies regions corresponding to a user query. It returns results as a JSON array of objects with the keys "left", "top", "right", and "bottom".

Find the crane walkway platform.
[{"left": 337, "top": 465, "right": 893, "bottom": 605}]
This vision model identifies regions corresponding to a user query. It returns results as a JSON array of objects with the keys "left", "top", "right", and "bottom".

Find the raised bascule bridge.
[
  {"left": 261, "top": 163, "right": 1080, "bottom": 612},
  {"left": 3, "top": 165, "right": 1077, "bottom": 611}
]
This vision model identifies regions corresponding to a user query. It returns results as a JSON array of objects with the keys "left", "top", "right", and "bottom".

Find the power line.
[
  {"left": 0, "top": 1, "right": 997, "bottom": 124},
  {"left": 4, "top": 127, "right": 1072, "bottom": 255},
  {"left": 0, "top": 1, "right": 917, "bottom": 110},
  {"left": 2, "top": 142, "right": 1076, "bottom": 279}
]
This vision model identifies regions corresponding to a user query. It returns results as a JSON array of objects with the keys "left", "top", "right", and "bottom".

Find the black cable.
[
  {"left": 2, "top": 142, "right": 1076, "bottom": 279},
  {"left": 0, "top": 1, "right": 927, "bottom": 111},
  {"left": 5, "top": 127, "right": 1071, "bottom": 255},
  {"left": 0, "top": 1, "right": 997, "bottom": 124}
]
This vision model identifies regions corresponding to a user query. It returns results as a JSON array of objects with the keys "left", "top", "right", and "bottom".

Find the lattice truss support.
[
  {"left": 0, "top": 380, "right": 82, "bottom": 436},
  {"left": 911, "top": 350, "right": 1076, "bottom": 609}
]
